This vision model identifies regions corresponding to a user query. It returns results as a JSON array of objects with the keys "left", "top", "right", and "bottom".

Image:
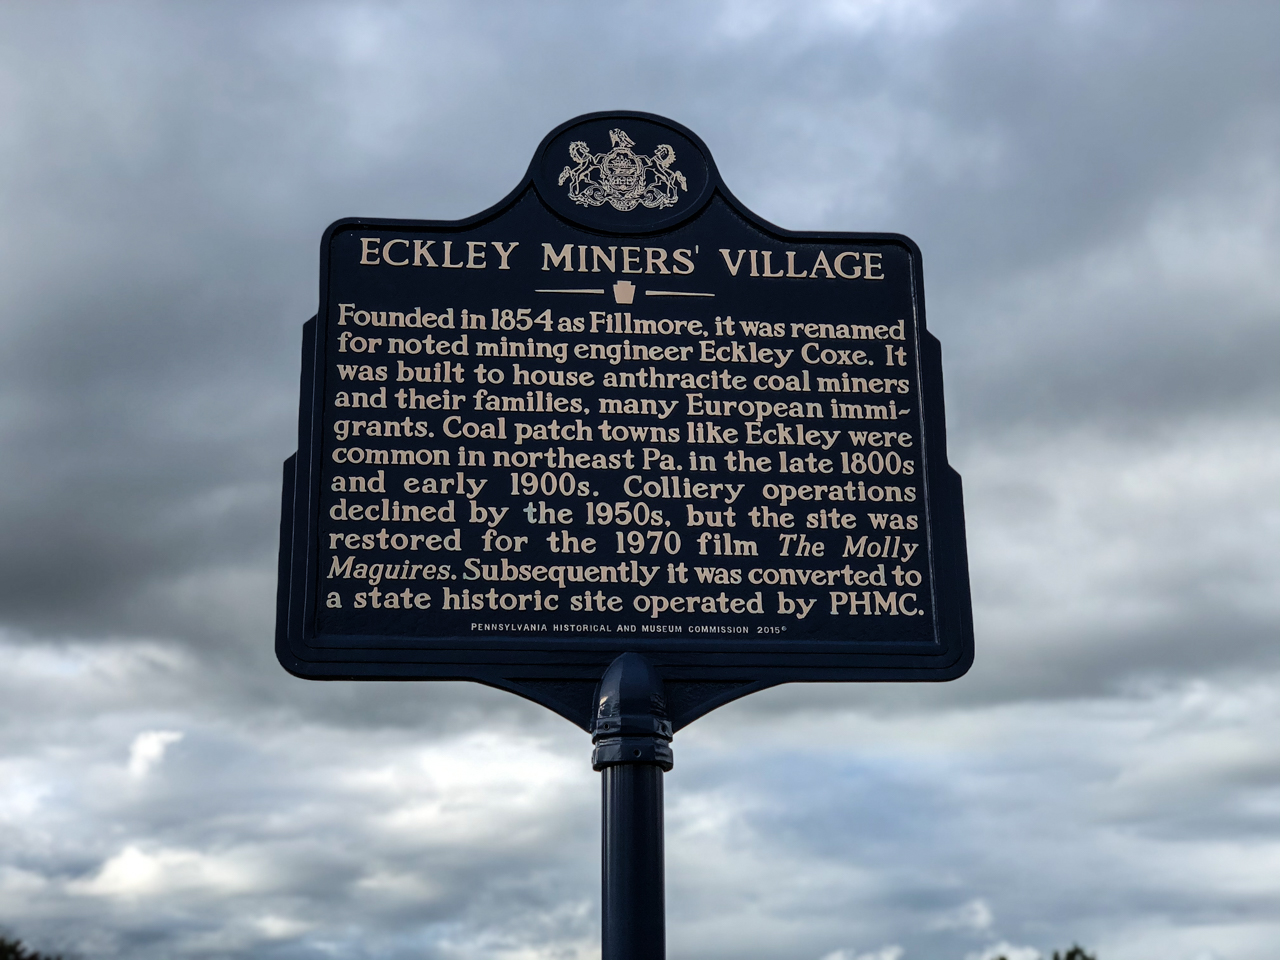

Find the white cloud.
[
  {"left": 930, "top": 898, "right": 994, "bottom": 932},
  {"left": 966, "top": 943, "right": 1040, "bottom": 960},
  {"left": 69, "top": 844, "right": 260, "bottom": 899},
  {"left": 126, "top": 729, "right": 183, "bottom": 778},
  {"left": 820, "top": 946, "right": 904, "bottom": 960},
  {"left": 252, "top": 914, "right": 313, "bottom": 939}
]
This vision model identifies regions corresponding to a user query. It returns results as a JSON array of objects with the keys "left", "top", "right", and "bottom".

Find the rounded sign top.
[{"left": 533, "top": 112, "right": 715, "bottom": 234}]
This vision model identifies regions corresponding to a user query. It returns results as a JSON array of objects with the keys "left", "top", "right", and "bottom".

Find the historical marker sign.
[{"left": 277, "top": 112, "right": 973, "bottom": 729}]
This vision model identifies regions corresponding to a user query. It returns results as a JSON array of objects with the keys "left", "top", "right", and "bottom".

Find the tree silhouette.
[
  {"left": 0, "top": 936, "right": 65, "bottom": 960},
  {"left": 992, "top": 947, "right": 1096, "bottom": 960}
]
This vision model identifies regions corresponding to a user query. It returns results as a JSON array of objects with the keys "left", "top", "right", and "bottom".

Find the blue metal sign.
[{"left": 277, "top": 112, "right": 973, "bottom": 730}]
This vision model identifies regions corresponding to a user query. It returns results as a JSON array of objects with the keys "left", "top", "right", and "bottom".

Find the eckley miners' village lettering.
[
  {"left": 317, "top": 287, "right": 930, "bottom": 628},
  {"left": 352, "top": 238, "right": 886, "bottom": 281}
]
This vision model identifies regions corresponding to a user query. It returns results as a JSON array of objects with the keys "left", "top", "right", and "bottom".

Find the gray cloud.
[{"left": 1, "top": 2, "right": 1278, "bottom": 959}]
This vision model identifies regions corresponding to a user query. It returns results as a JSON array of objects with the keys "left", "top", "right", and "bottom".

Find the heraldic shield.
[
  {"left": 535, "top": 113, "right": 714, "bottom": 233},
  {"left": 558, "top": 128, "right": 689, "bottom": 212}
]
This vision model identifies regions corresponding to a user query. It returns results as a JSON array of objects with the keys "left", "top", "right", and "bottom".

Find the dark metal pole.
[{"left": 592, "top": 653, "right": 673, "bottom": 960}]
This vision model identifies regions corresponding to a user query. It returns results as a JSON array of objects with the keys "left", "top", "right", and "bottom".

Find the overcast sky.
[{"left": 1, "top": 2, "right": 1278, "bottom": 959}]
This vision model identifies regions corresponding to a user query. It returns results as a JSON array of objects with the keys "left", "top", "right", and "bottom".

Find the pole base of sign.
[
  {"left": 602, "top": 764, "right": 665, "bottom": 960},
  {"left": 595, "top": 654, "right": 671, "bottom": 960}
]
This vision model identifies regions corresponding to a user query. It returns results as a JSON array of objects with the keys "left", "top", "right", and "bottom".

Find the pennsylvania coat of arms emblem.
[{"left": 558, "top": 128, "right": 688, "bottom": 211}]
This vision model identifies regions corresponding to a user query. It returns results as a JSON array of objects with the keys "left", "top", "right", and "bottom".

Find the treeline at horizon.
[{"left": 0, "top": 933, "right": 1099, "bottom": 960}]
